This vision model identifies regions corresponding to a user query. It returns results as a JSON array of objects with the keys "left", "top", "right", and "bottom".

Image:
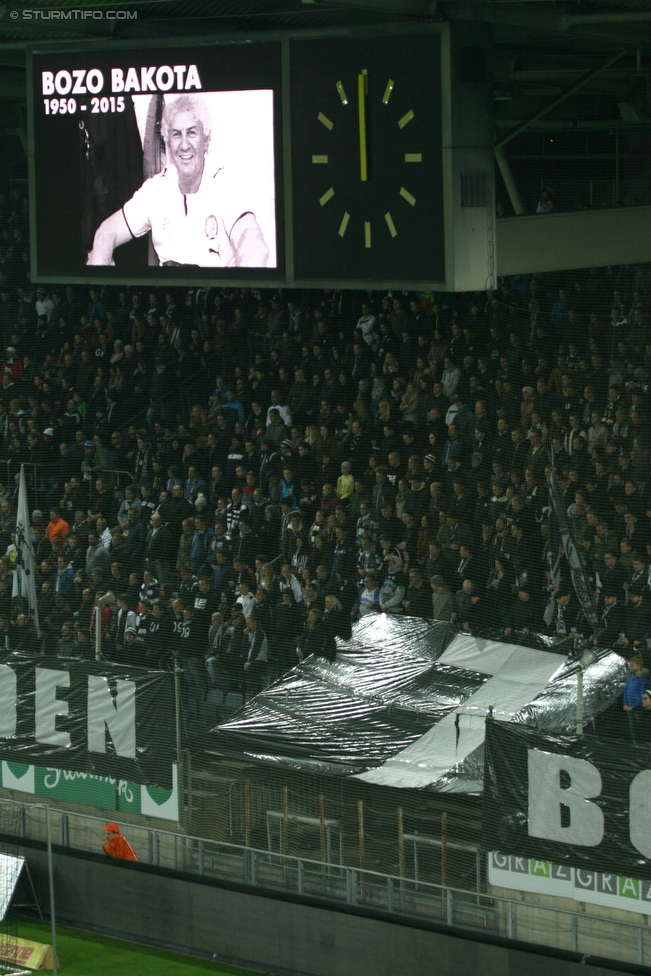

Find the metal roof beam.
[
  {"left": 311, "top": 0, "right": 435, "bottom": 13},
  {"left": 496, "top": 117, "right": 651, "bottom": 132},
  {"left": 495, "top": 47, "right": 627, "bottom": 149},
  {"left": 564, "top": 12, "right": 651, "bottom": 30}
]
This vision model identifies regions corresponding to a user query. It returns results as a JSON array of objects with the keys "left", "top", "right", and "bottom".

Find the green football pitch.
[{"left": 9, "top": 918, "right": 273, "bottom": 976}]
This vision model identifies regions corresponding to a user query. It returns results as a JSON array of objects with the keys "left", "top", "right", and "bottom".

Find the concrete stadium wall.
[
  {"left": 495, "top": 204, "right": 651, "bottom": 276},
  {"left": 10, "top": 840, "right": 641, "bottom": 976},
  {"left": 491, "top": 883, "right": 651, "bottom": 967}
]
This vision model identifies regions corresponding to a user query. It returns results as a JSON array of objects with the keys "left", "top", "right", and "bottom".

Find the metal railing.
[
  {"left": 2, "top": 460, "right": 135, "bottom": 505},
  {"left": 0, "top": 794, "right": 649, "bottom": 969}
]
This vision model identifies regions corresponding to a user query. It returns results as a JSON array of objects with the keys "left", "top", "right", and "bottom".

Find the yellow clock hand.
[{"left": 358, "top": 69, "right": 368, "bottom": 182}]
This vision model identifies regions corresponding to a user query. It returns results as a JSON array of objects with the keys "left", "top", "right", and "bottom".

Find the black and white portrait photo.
[{"left": 86, "top": 90, "right": 276, "bottom": 269}]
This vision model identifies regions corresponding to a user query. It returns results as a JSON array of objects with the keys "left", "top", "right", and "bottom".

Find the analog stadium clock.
[{"left": 290, "top": 34, "right": 445, "bottom": 284}]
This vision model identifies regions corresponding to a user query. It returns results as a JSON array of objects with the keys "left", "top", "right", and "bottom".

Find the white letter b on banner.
[{"left": 528, "top": 749, "right": 604, "bottom": 846}]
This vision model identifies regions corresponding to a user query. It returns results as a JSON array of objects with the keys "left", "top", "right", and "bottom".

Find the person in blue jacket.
[{"left": 623, "top": 654, "right": 649, "bottom": 744}]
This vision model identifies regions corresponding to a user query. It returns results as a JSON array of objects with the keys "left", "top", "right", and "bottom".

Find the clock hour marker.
[
  {"left": 318, "top": 112, "right": 333, "bottom": 130},
  {"left": 338, "top": 212, "right": 350, "bottom": 237},
  {"left": 319, "top": 187, "right": 335, "bottom": 206},
  {"left": 405, "top": 153, "right": 422, "bottom": 163},
  {"left": 364, "top": 221, "right": 371, "bottom": 248},
  {"left": 384, "top": 212, "right": 398, "bottom": 238},
  {"left": 382, "top": 79, "right": 394, "bottom": 104},
  {"left": 336, "top": 81, "right": 348, "bottom": 105},
  {"left": 358, "top": 70, "right": 368, "bottom": 182},
  {"left": 312, "top": 155, "right": 328, "bottom": 163},
  {"left": 400, "top": 186, "right": 416, "bottom": 206},
  {"left": 398, "top": 109, "right": 414, "bottom": 129}
]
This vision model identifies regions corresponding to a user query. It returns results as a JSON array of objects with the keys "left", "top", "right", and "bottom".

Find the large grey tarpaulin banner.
[
  {"left": 0, "top": 654, "right": 174, "bottom": 789},
  {"left": 547, "top": 461, "right": 601, "bottom": 635},
  {"left": 483, "top": 720, "right": 651, "bottom": 879}
]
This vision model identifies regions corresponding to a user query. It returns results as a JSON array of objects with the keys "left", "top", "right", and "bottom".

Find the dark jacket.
[
  {"left": 505, "top": 598, "right": 540, "bottom": 632},
  {"left": 144, "top": 525, "right": 172, "bottom": 564},
  {"left": 405, "top": 582, "right": 431, "bottom": 619}
]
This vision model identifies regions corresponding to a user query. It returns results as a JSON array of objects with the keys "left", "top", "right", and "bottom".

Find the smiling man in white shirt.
[{"left": 87, "top": 95, "right": 269, "bottom": 268}]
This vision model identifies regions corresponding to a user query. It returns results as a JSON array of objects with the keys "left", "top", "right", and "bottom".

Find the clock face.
[{"left": 290, "top": 34, "right": 444, "bottom": 283}]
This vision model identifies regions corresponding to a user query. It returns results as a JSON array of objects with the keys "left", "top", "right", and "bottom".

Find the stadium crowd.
[{"left": 0, "top": 192, "right": 651, "bottom": 714}]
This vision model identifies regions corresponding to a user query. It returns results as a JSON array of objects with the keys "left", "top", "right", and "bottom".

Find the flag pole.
[{"left": 13, "top": 465, "right": 40, "bottom": 634}]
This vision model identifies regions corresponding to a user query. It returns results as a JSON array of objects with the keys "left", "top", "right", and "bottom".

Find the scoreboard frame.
[{"left": 28, "top": 22, "right": 494, "bottom": 292}]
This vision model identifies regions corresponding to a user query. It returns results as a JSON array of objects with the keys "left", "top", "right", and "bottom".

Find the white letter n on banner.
[
  {"left": 87, "top": 675, "right": 136, "bottom": 759},
  {"left": 528, "top": 749, "right": 604, "bottom": 846}
]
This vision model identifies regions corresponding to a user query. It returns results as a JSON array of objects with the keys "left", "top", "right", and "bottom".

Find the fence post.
[
  {"left": 197, "top": 840, "right": 204, "bottom": 876},
  {"left": 571, "top": 914, "right": 578, "bottom": 953},
  {"left": 283, "top": 785, "right": 289, "bottom": 886},
  {"left": 357, "top": 799, "right": 364, "bottom": 898},
  {"left": 297, "top": 859, "right": 303, "bottom": 896},
  {"left": 507, "top": 901, "right": 513, "bottom": 940},
  {"left": 60, "top": 813, "right": 69, "bottom": 848},
  {"left": 397, "top": 806, "right": 404, "bottom": 908},
  {"left": 185, "top": 750, "right": 193, "bottom": 831},
  {"left": 44, "top": 805, "right": 58, "bottom": 976},
  {"left": 319, "top": 793, "right": 326, "bottom": 877},
  {"left": 638, "top": 926, "right": 644, "bottom": 966},
  {"left": 387, "top": 877, "right": 393, "bottom": 913},
  {"left": 475, "top": 849, "right": 481, "bottom": 905},
  {"left": 446, "top": 888, "right": 453, "bottom": 927},
  {"left": 244, "top": 780, "right": 251, "bottom": 848},
  {"left": 441, "top": 811, "right": 447, "bottom": 891}
]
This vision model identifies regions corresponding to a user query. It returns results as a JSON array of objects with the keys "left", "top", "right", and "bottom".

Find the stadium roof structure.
[
  {"left": 204, "top": 615, "right": 628, "bottom": 794},
  {"left": 0, "top": 0, "right": 650, "bottom": 143},
  {"left": 0, "top": 0, "right": 649, "bottom": 222}
]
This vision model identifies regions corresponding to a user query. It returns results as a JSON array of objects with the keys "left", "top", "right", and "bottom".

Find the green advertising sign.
[{"left": 1, "top": 761, "right": 178, "bottom": 822}]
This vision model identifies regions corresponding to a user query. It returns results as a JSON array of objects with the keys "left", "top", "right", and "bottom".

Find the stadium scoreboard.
[{"left": 29, "top": 23, "right": 494, "bottom": 291}]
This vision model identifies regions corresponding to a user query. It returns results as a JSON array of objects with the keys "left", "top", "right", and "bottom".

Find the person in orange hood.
[{"left": 102, "top": 822, "right": 138, "bottom": 861}]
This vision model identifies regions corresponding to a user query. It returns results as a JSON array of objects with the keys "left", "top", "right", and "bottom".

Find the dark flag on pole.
[
  {"left": 546, "top": 457, "right": 600, "bottom": 636},
  {"left": 546, "top": 487, "right": 563, "bottom": 589},
  {"left": 543, "top": 465, "right": 563, "bottom": 627},
  {"left": 12, "top": 465, "right": 39, "bottom": 633}
]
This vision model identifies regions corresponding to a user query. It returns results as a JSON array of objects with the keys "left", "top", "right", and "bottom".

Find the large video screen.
[{"left": 31, "top": 43, "right": 282, "bottom": 280}]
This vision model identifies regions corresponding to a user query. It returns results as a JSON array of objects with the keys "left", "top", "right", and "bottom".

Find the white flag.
[{"left": 12, "top": 465, "right": 40, "bottom": 633}]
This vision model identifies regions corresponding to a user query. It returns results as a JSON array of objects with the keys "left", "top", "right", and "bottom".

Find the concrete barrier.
[{"left": 10, "top": 839, "right": 639, "bottom": 976}]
